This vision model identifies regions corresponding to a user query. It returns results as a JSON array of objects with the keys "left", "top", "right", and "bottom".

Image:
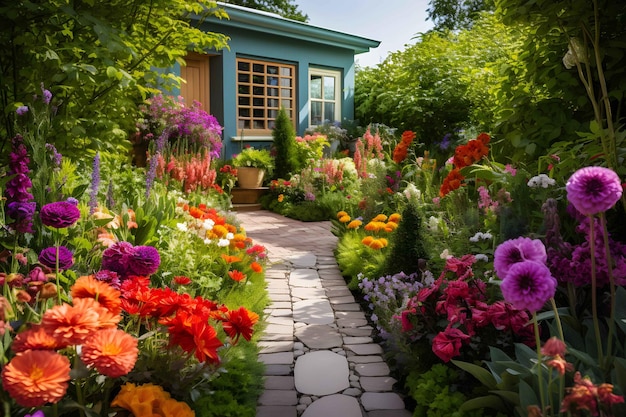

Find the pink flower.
[
  {"left": 432, "top": 327, "right": 470, "bottom": 362},
  {"left": 500, "top": 261, "right": 557, "bottom": 313},
  {"left": 494, "top": 237, "right": 547, "bottom": 279},
  {"left": 566, "top": 166, "right": 622, "bottom": 216}
]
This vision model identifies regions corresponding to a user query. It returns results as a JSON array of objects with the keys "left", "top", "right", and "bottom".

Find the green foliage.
[
  {"left": 0, "top": 0, "right": 229, "bottom": 159},
  {"left": 427, "top": 0, "right": 495, "bottom": 31},
  {"left": 382, "top": 202, "right": 428, "bottom": 276},
  {"left": 406, "top": 364, "right": 486, "bottom": 417},
  {"left": 271, "top": 107, "right": 298, "bottom": 179},
  {"left": 232, "top": 147, "right": 274, "bottom": 174}
]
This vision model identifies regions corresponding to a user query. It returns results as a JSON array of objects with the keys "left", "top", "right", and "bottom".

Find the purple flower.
[
  {"left": 39, "top": 246, "right": 74, "bottom": 270},
  {"left": 127, "top": 245, "right": 161, "bottom": 276},
  {"left": 101, "top": 241, "right": 135, "bottom": 277},
  {"left": 16, "top": 106, "right": 29, "bottom": 116},
  {"left": 45, "top": 143, "right": 62, "bottom": 168},
  {"left": 66, "top": 197, "right": 79, "bottom": 206},
  {"left": 26, "top": 266, "right": 48, "bottom": 283},
  {"left": 566, "top": 166, "right": 623, "bottom": 216},
  {"left": 89, "top": 152, "right": 100, "bottom": 214},
  {"left": 41, "top": 82, "right": 52, "bottom": 104},
  {"left": 40, "top": 201, "right": 81, "bottom": 228},
  {"left": 94, "top": 269, "right": 121, "bottom": 289},
  {"left": 500, "top": 260, "right": 557, "bottom": 312},
  {"left": 6, "top": 201, "right": 36, "bottom": 233},
  {"left": 494, "top": 237, "right": 547, "bottom": 279},
  {"left": 26, "top": 411, "right": 45, "bottom": 417}
]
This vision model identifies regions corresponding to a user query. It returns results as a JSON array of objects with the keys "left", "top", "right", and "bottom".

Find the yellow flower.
[
  {"left": 361, "top": 236, "right": 374, "bottom": 246},
  {"left": 364, "top": 221, "right": 385, "bottom": 232},
  {"left": 278, "top": 194, "right": 284, "bottom": 202},
  {"left": 368, "top": 239, "right": 385, "bottom": 250},
  {"left": 372, "top": 214, "right": 388, "bottom": 222},
  {"left": 347, "top": 219, "right": 362, "bottom": 229},
  {"left": 388, "top": 213, "right": 402, "bottom": 223},
  {"left": 383, "top": 222, "right": 398, "bottom": 232},
  {"left": 337, "top": 211, "right": 348, "bottom": 219},
  {"left": 339, "top": 215, "right": 351, "bottom": 223}
]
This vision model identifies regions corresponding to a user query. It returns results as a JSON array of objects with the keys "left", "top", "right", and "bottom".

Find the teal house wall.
[{"left": 176, "top": 3, "right": 379, "bottom": 159}]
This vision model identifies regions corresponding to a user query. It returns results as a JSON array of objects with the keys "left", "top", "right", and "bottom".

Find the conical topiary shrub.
[
  {"left": 272, "top": 107, "right": 298, "bottom": 180},
  {"left": 381, "top": 202, "right": 429, "bottom": 276}
]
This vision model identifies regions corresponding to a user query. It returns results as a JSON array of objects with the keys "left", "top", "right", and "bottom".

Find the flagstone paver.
[{"left": 235, "top": 210, "right": 409, "bottom": 416}]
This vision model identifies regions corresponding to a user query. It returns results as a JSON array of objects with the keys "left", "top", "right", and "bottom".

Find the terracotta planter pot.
[{"left": 237, "top": 167, "right": 265, "bottom": 189}]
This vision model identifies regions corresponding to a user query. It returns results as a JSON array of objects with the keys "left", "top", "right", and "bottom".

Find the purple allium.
[
  {"left": 16, "top": 106, "right": 29, "bottom": 116},
  {"left": 493, "top": 237, "right": 547, "bottom": 279},
  {"left": 39, "top": 246, "right": 74, "bottom": 270},
  {"left": 45, "top": 143, "right": 62, "bottom": 168},
  {"left": 41, "top": 82, "right": 52, "bottom": 105},
  {"left": 127, "top": 245, "right": 161, "bottom": 276},
  {"left": 6, "top": 201, "right": 37, "bottom": 233},
  {"left": 500, "top": 260, "right": 557, "bottom": 312},
  {"left": 101, "top": 241, "right": 135, "bottom": 277},
  {"left": 94, "top": 269, "right": 121, "bottom": 289},
  {"left": 89, "top": 152, "right": 100, "bottom": 214},
  {"left": 40, "top": 201, "right": 81, "bottom": 228},
  {"left": 566, "top": 166, "right": 623, "bottom": 216}
]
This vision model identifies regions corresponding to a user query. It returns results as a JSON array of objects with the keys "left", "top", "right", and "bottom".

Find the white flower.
[
  {"left": 226, "top": 232, "right": 234, "bottom": 240},
  {"left": 427, "top": 216, "right": 439, "bottom": 233},
  {"left": 475, "top": 254, "right": 489, "bottom": 262},
  {"left": 469, "top": 231, "right": 493, "bottom": 242},
  {"left": 217, "top": 238, "right": 230, "bottom": 247},
  {"left": 403, "top": 183, "right": 421, "bottom": 202},
  {"left": 440, "top": 249, "right": 453, "bottom": 259},
  {"left": 204, "top": 238, "right": 212, "bottom": 245},
  {"left": 176, "top": 222, "right": 188, "bottom": 232},
  {"left": 527, "top": 174, "right": 556, "bottom": 188},
  {"left": 202, "top": 219, "right": 215, "bottom": 230}
]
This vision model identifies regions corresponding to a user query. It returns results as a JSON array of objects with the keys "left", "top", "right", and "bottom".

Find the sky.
[{"left": 294, "top": 0, "right": 435, "bottom": 67}]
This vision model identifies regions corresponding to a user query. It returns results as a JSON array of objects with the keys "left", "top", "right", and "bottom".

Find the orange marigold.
[
  {"left": 251, "top": 262, "right": 263, "bottom": 273},
  {"left": 11, "top": 325, "right": 59, "bottom": 352},
  {"left": 361, "top": 236, "right": 374, "bottom": 246},
  {"left": 336, "top": 211, "right": 348, "bottom": 219},
  {"left": 347, "top": 219, "right": 362, "bottom": 229},
  {"left": 1, "top": 350, "right": 70, "bottom": 407},
  {"left": 81, "top": 328, "right": 138, "bottom": 377},
  {"left": 71, "top": 275, "right": 122, "bottom": 315},
  {"left": 388, "top": 213, "right": 402, "bottom": 223},
  {"left": 368, "top": 239, "right": 386, "bottom": 250},
  {"left": 339, "top": 215, "right": 351, "bottom": 223}
]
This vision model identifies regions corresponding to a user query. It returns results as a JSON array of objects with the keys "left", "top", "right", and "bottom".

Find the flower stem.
[
  {"left": 550, "top": 298, "right": 565, "bottom": 405},
  {"left": 600, "top": 213, "right": 616, "bottom": 362},
  {"left": 533, "top": 312, "right": 547, "bottom": 415},
  {"left": 588, "top": 216, "right": 604, "bottom": 363}
]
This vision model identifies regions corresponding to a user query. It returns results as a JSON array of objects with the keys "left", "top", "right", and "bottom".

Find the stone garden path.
[{"left": 235, "top": 210, "right": 411, "bottom": 417}]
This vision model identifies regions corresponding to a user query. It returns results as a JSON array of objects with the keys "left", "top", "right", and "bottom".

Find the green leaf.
[
  {"left": 518, "top": 379, "right": 539, "bottom": 412},
  {"left": 514, "top": 343, "right": 537, "bottom": 368},
  {"left": 460, "top": 394, "right": 507, "bottom": 412},
  {"left": 451, "top": 360, "right": 497, "bottom": 390}
]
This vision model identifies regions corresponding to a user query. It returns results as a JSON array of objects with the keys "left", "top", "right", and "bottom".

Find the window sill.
[{"left": 231, "top": 135, "right": 274, "bottom": 142}]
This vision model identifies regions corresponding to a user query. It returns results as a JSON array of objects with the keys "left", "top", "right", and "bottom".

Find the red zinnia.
[
  {"left": 222, "top": 306, "right": 259, "bottom": 343},
  {"left": 228, "top": 270, "right": 246, "bottom": 282}
]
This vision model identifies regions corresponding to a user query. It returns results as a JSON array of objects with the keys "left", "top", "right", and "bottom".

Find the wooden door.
[{"left": 180, "top": 52, "right": 210, "bottom": 111}]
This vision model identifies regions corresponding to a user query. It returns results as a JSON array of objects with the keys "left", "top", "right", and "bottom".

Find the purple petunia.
[
  {"left": 500, "top": 260, "right": 557, "bottom": 313},
  {"left": 127, "top": 245, "right": 161, "bottom": 276},
  {"left": 493, "top": 237, "right": 547, "bottom": 279},
  {"left": 40, "top": 201, "right": 81, "bottom": 228},
  {"left": 16, "top": 106, "right": 29, "bottom": 116},
  {"left": 566, "top": 166, "right": 623, "bottom": 216},
  {"left": 39, "top": 246, "right": 74, "bottom": 271}
]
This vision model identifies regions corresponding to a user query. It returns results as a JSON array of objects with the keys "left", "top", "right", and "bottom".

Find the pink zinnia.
[
  {"left": 566, "top": 166, "right": 622, "bottom": 216},
  {"left": 500, "top": 261, "right": 557, "bottom": 313},
  {"left": 493, "top": 237, "right": 547, "bottom": 279}
]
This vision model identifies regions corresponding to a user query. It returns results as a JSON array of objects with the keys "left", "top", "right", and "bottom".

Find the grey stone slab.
[
  {"left": 260, "top": 332, "right": 293, "bottom": 342},
  {"left": 259, "top": 341, "right": 294, "bottom": 353},
  {"left": 288, "top": 253, "right": 317, "bottom": 268},
  {"left": 347, "top": 355, "right": 385, "bottom": 364},
  {"left": 291, "top": 287, "right": 326, "bottom": 299},
  {"left": 301, "top": 394, "right": 362, "bottom": 417},
  {"left": 341, "top": 327, "right": 374, "bottom": 337},
  {"left": 344, "top": 336, "right": 374, "bottom": 345},
  {"left": 259, "top": 352, "right": 294, "bottom": 365},
  {"left": 360, "top": 393, "right": 406, "bottom": 411},
  {"left": 266, "top": 316, "right": 294, "bottom": 326},
  {"left": 269, "top": 293, "right": 292, "bottom": 302},
  {"left": 293, "top": 299, "right": 334, "bottom": 325},
  {"left": 295, "top": 324, "right": 343, "bottom": 349},
  {"left": 290, "top": 269, "right": 322, "bottom": 288},
  {"left": 264, "top": 375, "right": 295, "bottom": 390},
  {"left": 269, "top": 301, "right": 293, "bottom": 309},
  {"left": 337, "top": 318, "right": 369, "bottom": 328},
  {"left": 329, "top": 295, "right": 356, "bottom": 304},
  {"left": 257, "top": 390, "right": 298, "bottom": 406},
  {"left": 367, "top": 410, "right": 412, "bottom": 417},
  {"left": 256, "top": 406, "right": 298, "bottom": 417},
  {"left": 360, "top": 376, "right": 398, "bottom": 392},
  {"left": 336, "top": 311, "right": 367, "bottom": 320},
  {"left": 294, "top": 351, "right": 350, "bottom": 395},
  {"left": 346, "top": 344, "right": 384, "bottom": 356},
  {"left": 326, "top": 288, "right": 352, "bottom": 297},
  {"left": 264, "top": 364, "right": 292, "bottom": 375},
  {"left": 264, "top": 308, "right": 293, "bottom": 317},
  {"left": 355, "top": 362, "right": 390, "bottom": 377},
  {"left": 333, "top": 303, "right": 363, "bottom": 312}
]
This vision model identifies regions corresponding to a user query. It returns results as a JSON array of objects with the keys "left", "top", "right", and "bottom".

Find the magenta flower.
[
  {"left": 494, "top": 237, "right": 547, "bottom": 279},
  {"left": 40, "top": 201, "right": 81, "bottom": 228},
  {"left": 566, "top": 166, "right": 622, "bottom": 216},
  {"left": 500, "top": 261, "right": 557, "bottom": 313},
  {"left": 38, "top": 246, "right": 74, "bottom": 271},
  {"left": 127, "top": 245, "right": 161, "bottom": 276},
  {"left": 101, "top": 241, "right": 135, "bottom": 277},
  {"left": 94, "top": 270, "right": 121, "bottom": 289}
]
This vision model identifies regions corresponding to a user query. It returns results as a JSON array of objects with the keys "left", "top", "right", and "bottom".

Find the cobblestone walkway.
[{"left": 235, "top": 210, "right": 411, "bottom": 417}]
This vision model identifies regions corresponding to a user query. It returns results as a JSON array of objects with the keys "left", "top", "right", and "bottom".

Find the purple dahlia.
[
  {"left": 39, "top": 246, "right": 74, "bottom": 271},
  {"left": 40, "top": 201, "right": 81, "bottom": 228},
  {"left": 566, "top": 166, "right": 622, "bottom": 216},
  {"left": 500, "top": 260, "right": 557, "bottom": 313}
]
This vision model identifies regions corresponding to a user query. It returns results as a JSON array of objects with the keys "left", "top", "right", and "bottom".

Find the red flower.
[
  {"left": 431, "top": 327, "right": 470, "bottom": 362},
  {"left": 439, "top": 168, "right": 465, "bottom": 197},
  {"left": 542, "top": 336, "right": 567, "bottom": 357},
  {"left": 174, "top": 275, "right": 192, "bottom": 285},
  {"left": 222, "top": 306, "right": 259, "bottom": 343},
  {"left": 228, "top": 270, "right": 246, "bottom": 282},
  {"left": 164, "top": 310, "right": 223, "bottom": 364}
]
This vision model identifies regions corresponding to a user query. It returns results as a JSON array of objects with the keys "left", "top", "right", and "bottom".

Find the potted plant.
[{"left": 232, "top": 147, "right": 274, "bottom": 188}]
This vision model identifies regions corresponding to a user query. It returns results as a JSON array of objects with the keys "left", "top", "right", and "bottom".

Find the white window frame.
[{"left": 308, "top": 68, "right": 341, "bottom": 127}]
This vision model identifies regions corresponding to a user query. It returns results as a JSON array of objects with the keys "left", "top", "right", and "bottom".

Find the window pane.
[
  {"left": 239, "top": 97, "right": 250, "bottom": 105},
  {"left": 253, "top": 75, "right": 264, "bottom": 84},
  {"left": 238, "top": 73, "right": 250, "bottom": 83},
  {"left": 310, "top": 75, "right": 322, "bottom": 99},
  {"left": 281, "top": 88, "right": 291, "bottom": 98},
  {"left": 281, "top": 99, "right": 291, "bottom": 109},
  {"left": 238, "top": 61, "right": 250, "bottom": 71},
  {"left": 253, "top": 120, "right": 265, "bottom": 129},
  {"left": 253, "top": 108, "right": 265, "bottom": 118},
  {"left": 267, "top": 76, "right": 278, "bottom": 86},
  {"left": 253, "top": 97, "right": 264, "bottom": 107},
  {"left": 253, "top": 63, "right": 264, "bottom": 73},
  {"left": 324, "top": 103, "right": 335, "bottom": 123},
  {"left": 267, "top": 87, "right": 278, "bottom": 97},
  {"left": 280, "top": 78, "right": 292, "bottom": 87},
  {"left": 280, "top": 67, "right": 291, "bottom": 76},
  {"left": 239, "top": 108, "right": 250, "bottom": 117},
  {"left": 324, "top": 76, "right": 335, "bottom": 100},
  {"left": 267, "top": 66, "right": 278, "bottom": 74},
  {"left": 238, "top": 119, "right": 250, "bottom": 129},
  {"left": 268, "top": 120, "right": 276, "bottom": 129},
  {"left": 238, "top": 85, "right": 249, "bottom": 94},
  {"left": 311, "top": 101, "right": 322, "bottom": 125},
  {"left": 267, "top": 98, "right": 279, "bottom": 107},
  {"left": 253, "top": 86, "right": 264, "bottom": 96},
  {"left": 268, "top": 109, "right": 278, "bottom": 119}
]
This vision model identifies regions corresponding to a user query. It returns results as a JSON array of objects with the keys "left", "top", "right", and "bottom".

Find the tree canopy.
[{"left": 426, "top": 0, "right": 494, "bottom": 31}]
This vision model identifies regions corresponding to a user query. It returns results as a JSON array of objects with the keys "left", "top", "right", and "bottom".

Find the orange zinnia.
[
  {"left": 221, "top": 254, "right": 242, "bottom": 264},
  {"left": 71, "top": 275, "right": 122, "bottom": 315},
  {"left": 1, "top": 350, "right": 70, "bottom": 407},
  {"left": 250, "top": 262, "right": 263, "bottom": 273},
  {"left": 81, "top": 328, "right": 138, "bottom": 377},
  {"left": 368, "top": 239, "right": 386, "bottom": 250},
  {"left": 11, "top": 325, "right": 59, "bottom": 352},
  {"left": 42, "top": 297, "right": 119, "bottom": 346},
  {"left": 361, "top": 236, "right": 374, "bottom": 246},
  {"left": 347, "top": 219, "right": 362, "bottom": 229},
  {"left": 223, "top": 306, "right": 259, "bottom": 343},
  {"left": 388, "top": 213, "right": 402, "bottom": 223},
  {"left": 228, "top": 270, "right": 246, "bottom": 282}
]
